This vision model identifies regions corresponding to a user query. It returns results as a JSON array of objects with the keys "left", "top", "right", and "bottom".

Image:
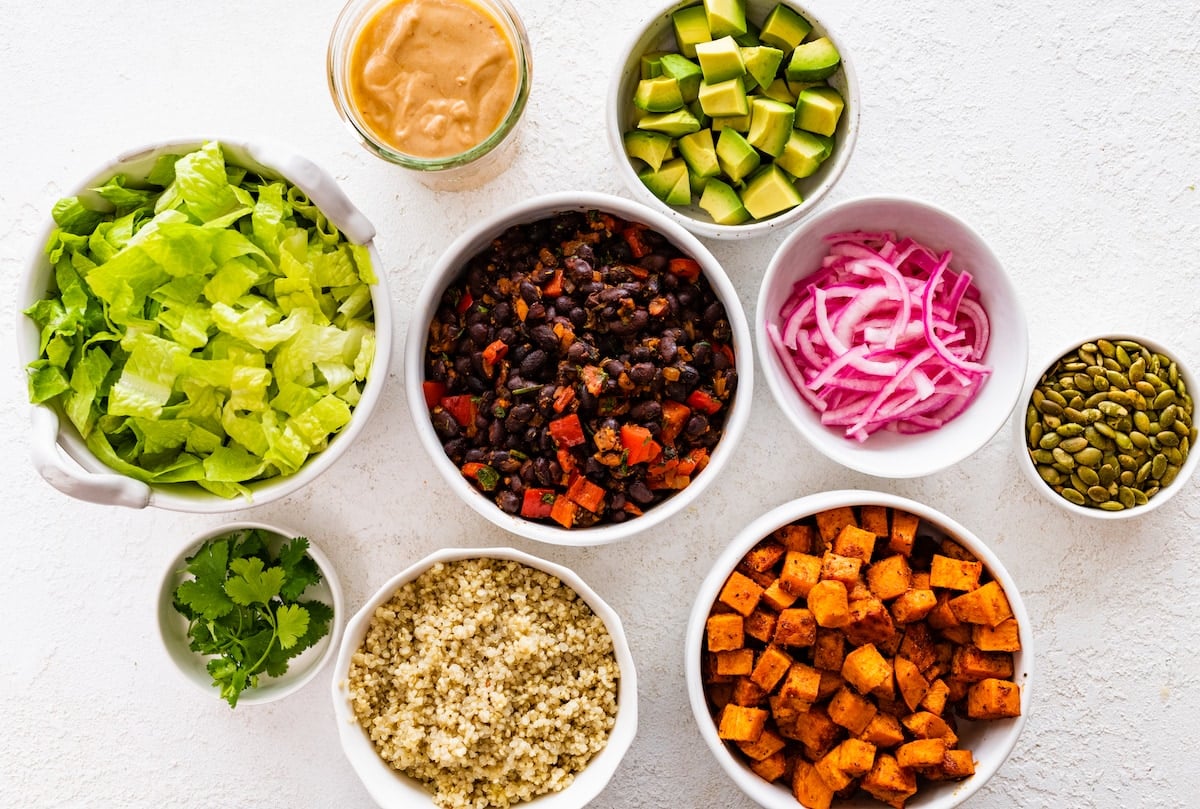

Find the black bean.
[
  {"left": 686, "top": 414, "right": 710, "bottom": 436},
  {"left": 520, "top": 349, "right": 548, "bottom": 376},
  {"left": 628, "top": 480, "right": 654, "bottom": 505},
  {"left": 431, "top": 411, "right": 459, "bottom": 439},
  {"left": 629, "top": 362, "right": 656, "bottom": 385},
  {"left": 604, "top": 359, "right": 625, "bottom": 378},
  {"left": 659, "top": 333, "right": 677, "bottom": 362},
  {"left": 678, "top": 364, "right": 701, "bottom": 387},
  {"left": 497, "top": 490, "right": 520, "bottom": 513},
  {"left": 531, "top": 324, "right": 559, "bottom": 351},
  {"left": 630, "top": 400, "right": 661, "bottom": 423}
]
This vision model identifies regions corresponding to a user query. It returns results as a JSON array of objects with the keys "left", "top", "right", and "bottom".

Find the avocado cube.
[
  {"left": 688, "top": 166, "right": 713, "bottom": 195},
  {"left": 703, "top": 0, "right": 747, "bottom": 38},
  {"left": 715, "top": 127, "right": 760, "bottom": 184},
  {"left": 659, "top": 53, "right": 704, "bottom": 102},
  {"left": 695, "top": 36, "right": 746, "bottom": 83},
  {"left": 741, "top": 164, "right": 803, "bottom": 219},
  {"left": 678, "top": 128, "right": 721, "bottom": 178},
  {"left": 664, "top": 161, "right": 694, "bottom": 206},
  {"left": 699, "top": 177, "right": 751, "bottom": 225},
  {"left": 795, "top": 85, "right": 845, "bottom": 136},
  {"left": 637, "top": 108, "right": 702, "bottom": 137},
  {"left": 687, "top": 99, "right": 711, "bottom": 128},
  {"left": 759, "top": 3, "right": 813, "bottom": 51},
  {"left": 624, "top": 130, "right": 676, "bottom": 172},
  {"left": 775, "top": 129, "right": 827, "bottom": 178},
  {"left": 672, "top": 4, "right": 713, "bottom": 58},
  {"left": 785, "top": 37, "right": 842, "bottom": 82},
  {"left": 741, "top": 45, "right": 785, "bottom": 91},
  {"left": 698, "top": 76, "right": 749, "bottom": 118},
  {"left": 634, "top": 76, "right": 686, "bottom": 112},
  {"left": 638, "top": 157, "right": 690, "bottom": 202},
  {"left": 761, "top": 77, "right": 797, "bottom": 104},
  {"left": 733, "top": 20, "right": 761, "bottom": 47},
  {"left": 747, "top": 97, "right": 795, "bottom": 157},
  {"left": 711, "top": 113, "right": 751, "bottom": 133},
  {"left": 641, "top": 51, "right": 668, "bottom": 79}
]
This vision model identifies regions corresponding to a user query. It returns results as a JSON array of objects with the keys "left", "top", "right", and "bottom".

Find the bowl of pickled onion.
[{"left": 755, "top": 195, "right": 1028, "bottom": 478}]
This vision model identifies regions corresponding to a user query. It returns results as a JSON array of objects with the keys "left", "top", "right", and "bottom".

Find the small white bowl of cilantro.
[
  {"left": 156, "top": 521, "right": 343, "bottom": 707},
  {"left": 17, "top": 138, "right": 391, "bottom": 512}
]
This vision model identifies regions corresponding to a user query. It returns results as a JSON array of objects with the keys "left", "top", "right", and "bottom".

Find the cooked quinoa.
[{"left": 346, "top": 558, "right": 619, "bottom": 809}]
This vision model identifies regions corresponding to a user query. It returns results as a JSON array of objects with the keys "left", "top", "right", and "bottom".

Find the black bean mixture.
[{"left": 422, "top": 210, "right": 739, "bottom": 528}]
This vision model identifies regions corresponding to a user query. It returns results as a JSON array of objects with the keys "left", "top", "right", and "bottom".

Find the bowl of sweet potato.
[{"left": 685, "top": 490, "right": 1031, "bottom": 809}]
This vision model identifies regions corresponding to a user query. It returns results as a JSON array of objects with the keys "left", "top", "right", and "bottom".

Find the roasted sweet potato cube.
[
  {"left": 891, "top": 588, "right": 937, "bottom": 624},
  {"left": 715, "top": 648, "right": 755, "bottom": 676},
  {"left": 911, "top": 570, "right": 931, "bottom": 590},
  {"left": 751, "top": 645, "right": 793, "bottom": 692},
  {"left": 738, "top": 727, "right": 788, "bottom": 761},
  {"left": 902, "top": 711, "right": 958, "bottom": 746},
  {"left": 744, "top": 608, "right": 778, "bottom": 644},
  {"left": 893, "top": 655, "right": 930, "bottom": 712},
  {"left": 775, "top": 522, "right": 816, "bottom": 553},
  {"left": 938, "top": 537, "right": 977, "bottom": 562},
  {"left": 952, "top": 645, "right": 1015, "bottom": 682},
  {"left": 792, "top": 760, "right": 835, "bottom": 809},
  {"left": 929, "top": 554, "right": 982, "bottom": 591},
  {"left": 717, "top": 704, "right": 768, "bottom": 742},
  {"left": 949, "top": 580, "right": 1014, "bottom": 627},
  {"left": 833, "top": 524, "right": 877, "bottom": 564},
  {"left": 821, "top": 551, "right": 864, "bottom": 585},
  {"left": 860, "top": 505, "right": 890, "bottom": 538},
  {"left": 762, "top": 579, "right": 800, "bottom": 611},
  {"left": 789, "top": 705, "right": 841, "bottom": 759},
  {"left": 732, "top": 676, "right": 768, "bottom": 707},
  {"left": 817, "top": 738, "right": 876, "bottom": 791},
  {"left": 919, "top": 678, "right": 950, "bottom": 715},
  {"left": 815, "top": 506, "right": 858, "bottom": 549},
  {"left": 967, "top": 677, "right": 1022, "bottom": 719},
  {"left": 861, "top": 753, "right": 917, "bottom": 809},
  {"left": 812, "top": 628, "right": 846, "bottom": 671},
  {"left": 973, "top": 617, "right": 1022, "bottom": 652},
  {"left": 706, "top": 613, "right": 744, "bottom": 652},
  {"left": 750, "top": 750, "right": 789, "bottom": 783},
  {"left": 928, "top": 590, "right": 963, "bottom": 632},
  {"left": 940, "top": 748, "right": 977, "bottom": 778},
  {"left": 888, "top": 510, "right": 920, "bottom": 555},
  {"left": 704, "top": 652, "right": 733, "bottom": 684},
  {"left": 897, "top": 737, "right": 947, "bottom": 768},
  {"left": 737, "top": 563, "right": 777, "bottom": 589},
  {"left": 720, "top": 570, "right": 766, "bottom": 615},
  {"left": 779, "top": 662, "right": 822, "bottom": 707},
  {"left": 814, "top": 751, "right": 854, "bottom": 792},
  {"left": 945, "top": 676, "right": 971, "bottom": 703},
  {"left": 817, "top": 669, "right": 844, "bottom": 700},
  {"left": 842, "top": 643, "right": 892, "bottom": 695},
  {"left": 781, "top": 552, "right": 823, "bottom": 596},
  {"left": 770, "top": 694, "right": 805, "bottom": 738},
  {"left": 897, "top": 623, "right": 937, "bottom": 672},
  {"left": 774, "top": 607, "right": 817, "bottom": 647},
  {"left": 866, "top": 554, "right": 912, "bottom": 600},
  {"left": 808, "top": 579, "right": 850, "bottom": 628},
  {"left": 744, "top": 540, "right": 787, "bottom": 572},
  {"left": 707, "top": 681, "right": 734, "bottom": 710},
  {"left": 858, "top": 712, "right": 905, "bottom": 748},
  {"left": 844, "top": 595, "right": 897, "bottom": 647},
  {"left": 828, "top": 686, "right": 878, "bottom": 734}
]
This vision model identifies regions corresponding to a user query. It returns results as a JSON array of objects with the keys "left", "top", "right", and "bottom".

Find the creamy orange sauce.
[{"left": 348, "top": 0, "right": 520, "bottom": 159}]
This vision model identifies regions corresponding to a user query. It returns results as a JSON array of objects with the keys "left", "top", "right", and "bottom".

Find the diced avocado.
[
  {"left": 746, "top": 97, "right": 796, "bottom": 158},
  {"left": 659, "top": 53, "right": 704, "bottom": 103},
  {"left": 698, "top": 76, "right": 749, "bottom": 118},
  {"left": 699, "top": 178, "right": 751, "bottom": 225},
  {"left": 641, "top": 51, "right": 668, "bottom": 79},
  {"left": 774, "top": 129, "right": 827, "bottom": 178},
  {"left": 758, "top": 3, "right": 813, "bottom": 51},
  {"left": 624, "top": 130, "right": 676, "bottom": 172},
  {"left": 694, "top": 36, "right": 746, "bottom": 83},
  {"left": 711, "top": 113, "right": 751, "bottom": 132},
  {"left": 812, "top": 132, "right": 834, "bottom": 160},
  {"left": 634, "top": 76, "right": 685, "bottom": 112},
  {"left": 761, "top": 77, "right": 797, "bottom": 104},
  {"left": 638, "top": 157, "right": 689, "bottom": 201},
  {"left": 637, "top": 107, "right": 702, "bottom": 137},
  {"left": 785, "top": 37, "right": 841, "bottom": 82},
  {"left": 795, "top": 85, "right": 844, "bottom": 136},
  {"left": 687, "top": 99, "right": 711, "bottom": 129},
  {"left": 678, "top": 128, "right": 721, "bottom": 178},
  {"left": 664, "top": 160, "right": 694, "bottom": 205},
  {"left": 672, "top": 5, "right": 712, "bottom": 58},
  {"left": 688, "top": 166, "right": 713, "bottom": 195},
  {"left": 785, "top": 78, "right": 822, "bottom": 97},
  {"left": 703, "top": 0, "right": 747, "bottom": 38},
  {"left": 741, "top": 45, "right": 785, "bottom": 91},
  {"left": 741, "top": 164, "right": 803, "bottom": 219},
  {"left": 733, "top": 20, "right": 761, "bottom": 47},
  {"left": 715, "top": 127, "right": 760, "bottom": 184}
]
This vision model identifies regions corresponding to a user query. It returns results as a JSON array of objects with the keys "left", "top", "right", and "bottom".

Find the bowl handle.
[{"left": 29, "top": 407, "right": 152, "bottom": 509}]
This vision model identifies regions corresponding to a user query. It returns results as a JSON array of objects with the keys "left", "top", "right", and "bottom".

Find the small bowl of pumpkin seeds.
[{"left": 1015, "top": 333, "right": 1197, "bottom": 518}]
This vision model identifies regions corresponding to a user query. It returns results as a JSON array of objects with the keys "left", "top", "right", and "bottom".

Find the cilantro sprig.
[{"left": 172, "top": 528, "right": 333, "bottom": 708}]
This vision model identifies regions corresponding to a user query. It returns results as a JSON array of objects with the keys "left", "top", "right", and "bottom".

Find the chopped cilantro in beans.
[{"left": 422, "top": 210, "right": 738, "bottom": 528}]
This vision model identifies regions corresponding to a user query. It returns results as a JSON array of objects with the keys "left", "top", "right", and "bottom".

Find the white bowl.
[
  {"left": 404, "top": 191, "right": 753, "bottom": 546},
  {"left": 606, "top": 0, "right": 860, "bottom": 241},
  {"left": 1014, "top": 332, "right": 1198, "bottom": 519},
  {"left": 331, "top": 546, "right": 638, "bottom": 809},
  {"left": 156, "top": 520, "right": 344, "bottom": 706},
  {"left": 15, "top": 137, "right": 392, "bottom": 512},
  {"left": 756, "top": 195, "right": 1028, "bottom": 478},
  {"left": 685, "top": 490, "right": 1032, "bottom": 809}
]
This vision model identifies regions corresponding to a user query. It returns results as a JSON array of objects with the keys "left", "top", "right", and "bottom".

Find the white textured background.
[{"left": 2, "top": 1, "right": 1198, "bottom": 807}]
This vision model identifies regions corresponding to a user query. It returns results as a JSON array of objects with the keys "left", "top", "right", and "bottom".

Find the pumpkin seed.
[
  {"left": 1098, "top": 501, "right": 1126, "bottom": 512},
  {"left": 1086, "top": 485, "right": 1111, "bottom": 503},
  {"left": 1061, "top": 487, "right": 1087, "bottom": 506}
]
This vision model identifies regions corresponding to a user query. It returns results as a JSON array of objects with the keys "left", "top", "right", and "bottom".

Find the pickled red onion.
[{"left": 769, "top": 230, "right": 992, "bottom": 442}]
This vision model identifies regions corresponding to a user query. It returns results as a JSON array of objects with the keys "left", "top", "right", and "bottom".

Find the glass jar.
[{"left": 327, "top": 0, "right": 533, "bottom": 191}]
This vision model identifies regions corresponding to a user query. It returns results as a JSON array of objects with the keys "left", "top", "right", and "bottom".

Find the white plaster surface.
[{"left": 1, "top": 1, "right": 1198, "bottom": 807}]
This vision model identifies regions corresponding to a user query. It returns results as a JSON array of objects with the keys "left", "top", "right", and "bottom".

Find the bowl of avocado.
[{"left": 607, "top": 0, "right": 859, "bottom": 240}]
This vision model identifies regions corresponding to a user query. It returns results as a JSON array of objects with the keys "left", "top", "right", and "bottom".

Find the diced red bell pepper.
[
  {"left": 521, "top": 487, "right": 556, "bottom": 519},
  {"left": 556, "top": 447, "right": 578, "bottom": 476},
  {"left": 619, "top": 424, "right": 662, "bottom": 466},
  {"left": 548, "top": 413, "right": 586, "bottom": 448},
  {"left": 566, "top": 474, "right": 606, "bottom": 513},
  {"left": 461, "top": 462, "right": 500, "bottom": 491},
  {"left": 668, "top": 257, "right": 701, "bottom": 282},
  {"left": 482, "top": 339, "right": 508, "bottom": 373},
  {"left": 552, "top": 385, "right": 576, "bottom": 413},
  {"left": 660, "top": 400, "right": 691, "bottom": 444},
  {"left": 422, "top": 380, "right": 447, "bottom": 409},
  {"left": 543, "top": 269, "right": 564, "bottom": 297},
  {"left": 622, "top": 224, "right": 650, "bottom": 258},
  {"left": 687, "top": 389, "right": 723, "bottom": 415},
  {"left": 581, "top": 365, "right": 607, "bottom": 396},
  {"left": 549, "top": 495, "right": 577, "bottom": 528},
  {"left": 440, "top": 394, "right": 477, "bottom": 427},
  {"left": 455, "top": 289, "right": 474, "bottom": 314}
]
